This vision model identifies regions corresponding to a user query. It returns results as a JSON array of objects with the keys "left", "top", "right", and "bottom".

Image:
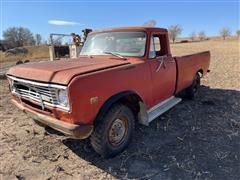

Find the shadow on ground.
[{"left": 62, "top": 86, "right": 240, "bottom": 179}]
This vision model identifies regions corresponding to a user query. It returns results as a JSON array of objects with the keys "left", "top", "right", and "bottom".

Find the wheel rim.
[{"left": 108, "top": 117, "right": 128, "bottom": 146}]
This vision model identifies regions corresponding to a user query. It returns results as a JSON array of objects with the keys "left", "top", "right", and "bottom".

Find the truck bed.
[{"left": 174, "top": 51, "right": 210, "bottom": 93}]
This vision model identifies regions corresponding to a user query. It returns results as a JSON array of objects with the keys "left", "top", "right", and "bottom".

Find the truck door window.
[{"left": 149, "top": 34, "right": 168, "bottom": 59}]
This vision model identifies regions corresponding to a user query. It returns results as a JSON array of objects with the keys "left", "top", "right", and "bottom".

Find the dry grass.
[
  {"left": 0, "top": 39, "right": 239, "bottom": 179},
  {"left": 0, "top": 45, "right": 49, "bottom": 63}
]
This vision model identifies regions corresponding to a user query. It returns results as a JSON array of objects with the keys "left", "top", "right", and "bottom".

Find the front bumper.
[{"left": 12, "top": 99, "right": 93, "bottom": 139}]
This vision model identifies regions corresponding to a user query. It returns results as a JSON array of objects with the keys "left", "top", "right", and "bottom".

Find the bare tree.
[
  {"left": 220, "top": 27, "right": 231, "bottom": 40},
  {"left": 236, "top": 30, "right": 240, "bottom": 38},
  {"left": 143, "top": 20, "right": 156, "bottom": 27},
  {"left": 35, "top": 34, "right": 42, "bottom": 45},
  {"left": 168, "top": 25, "right": 182, "bottom": 43},
  {"left": 190, "top": 31, "right": 196, "bottom": 41},
  {"left": 198, "top": 31, "right": 206, "bottom": 41},
  {"left": 3, "top": 27, "right": 35, "bottom": 48}
]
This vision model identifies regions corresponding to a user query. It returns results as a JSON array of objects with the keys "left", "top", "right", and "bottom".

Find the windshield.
[{"left": 80, "top": 31, "right": 146, "bottom": 57}]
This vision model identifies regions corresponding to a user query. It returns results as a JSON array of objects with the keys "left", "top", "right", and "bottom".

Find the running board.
[{"left": 147, "top": 96, "right": 182, "bottom": 124}]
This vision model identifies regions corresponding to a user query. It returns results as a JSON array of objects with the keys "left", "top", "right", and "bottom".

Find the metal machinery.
[{"left": 49, "top": 29, "right": 92, "bottom": 61}]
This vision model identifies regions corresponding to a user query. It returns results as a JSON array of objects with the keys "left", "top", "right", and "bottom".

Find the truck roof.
[{"left": 90, "top": 26, "right": 168, "bottom": 35}]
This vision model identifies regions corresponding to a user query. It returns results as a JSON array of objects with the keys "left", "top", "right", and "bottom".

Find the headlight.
[{"left": 57, "top": 89, "right": 69, "bottom": 107}]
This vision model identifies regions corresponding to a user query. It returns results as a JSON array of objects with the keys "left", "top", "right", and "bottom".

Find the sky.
[{"left": 1, "top": 0, "right": 239, "bottom": 40}]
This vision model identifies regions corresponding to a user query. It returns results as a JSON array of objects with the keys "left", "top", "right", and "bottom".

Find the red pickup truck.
[{"left": 7, "top": 27, "right": 210, "bottom": 157}]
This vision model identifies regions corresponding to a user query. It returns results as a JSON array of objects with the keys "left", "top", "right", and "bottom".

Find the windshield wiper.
[{"left": 103, "top": 51, "right": 127, "bottom": 60}]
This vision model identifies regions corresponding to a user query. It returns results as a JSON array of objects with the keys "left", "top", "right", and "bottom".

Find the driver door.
[{"left": 148, "top": 33, "right": 176, "bottom": 105}]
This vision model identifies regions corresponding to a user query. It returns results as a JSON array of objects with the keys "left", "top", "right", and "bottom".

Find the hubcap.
[{"left": 108, "top": 118, "right": 127, "bottom": 146}]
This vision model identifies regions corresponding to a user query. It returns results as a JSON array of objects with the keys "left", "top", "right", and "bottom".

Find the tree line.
[
  {"left": 168, "top": 25, "right": 240, "bottom": 43},
  {"left": 143, "top": 20, "right": 240, "bottom": 43}
]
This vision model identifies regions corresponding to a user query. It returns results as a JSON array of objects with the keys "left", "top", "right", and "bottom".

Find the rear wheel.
[
  {"left": 185, "top": 73, "right": 201, "bottom": 99},
  {"left": 90, "top": 103, "right": 135, "bottom": 158}
]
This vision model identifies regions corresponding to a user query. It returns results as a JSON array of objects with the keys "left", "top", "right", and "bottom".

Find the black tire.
[
  {"left": 185, "top": 73, "right": 201, "bottom": 99},
  {"left": 16, "top": 60, "right": 23, "bottom": 65},
  {"left": 90, "top": 103, "right": 135, "bottom": 158}
]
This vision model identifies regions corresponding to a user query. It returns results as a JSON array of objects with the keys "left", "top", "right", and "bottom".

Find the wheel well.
[
  {"left": 94, "top": 91, "right": 143, "bottom": 124},
  {"left": 118, "top": 94, "right": 142, "bottom": 115}
]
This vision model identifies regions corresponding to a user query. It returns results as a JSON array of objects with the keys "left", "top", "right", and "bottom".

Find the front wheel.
[
  {"left": 90, "top": 103, "right": 135, "bottom": 158},
  {"left": 185, "top": 73, "right": 201, "bottom": 99}
]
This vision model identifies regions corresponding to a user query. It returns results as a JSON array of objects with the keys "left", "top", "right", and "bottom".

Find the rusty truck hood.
[{"left": 7, "top": 57, "right": 130, "bottom": 85}]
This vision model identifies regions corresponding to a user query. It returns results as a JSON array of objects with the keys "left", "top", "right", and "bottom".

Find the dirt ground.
[{"left": 0, "top": 39, "right": 239, "bottom": 180}]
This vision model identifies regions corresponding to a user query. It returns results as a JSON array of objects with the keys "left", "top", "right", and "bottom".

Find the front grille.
[
  {"left": 14, "top": 81, "right": 58, "bottom": 104},
  {"left": 8, "top": 76, "right": 69, "bottom": 111}
]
